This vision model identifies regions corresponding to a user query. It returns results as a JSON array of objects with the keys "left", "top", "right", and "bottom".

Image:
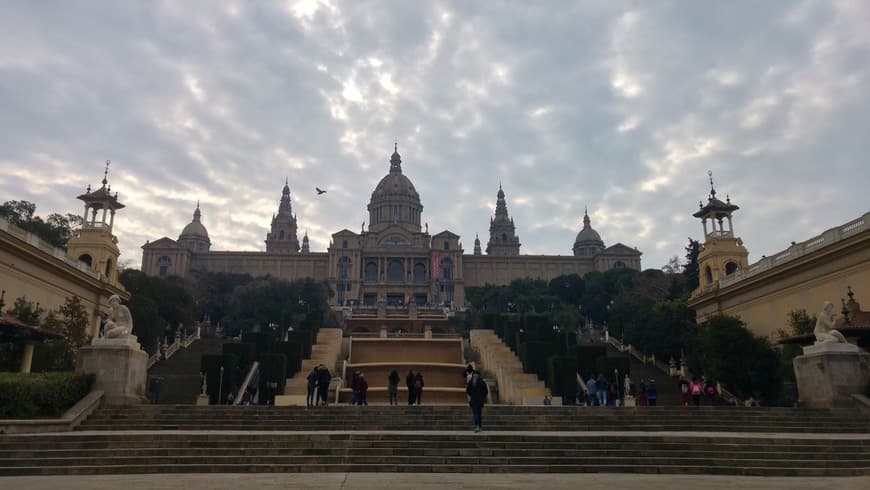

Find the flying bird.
[{"left": 316, "top": 187, "right": 327, "bottom": 195}]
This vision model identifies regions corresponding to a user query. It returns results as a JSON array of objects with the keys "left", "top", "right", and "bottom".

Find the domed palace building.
[{"left": 141, "top": 147, "right": 642, "bottom": 309}]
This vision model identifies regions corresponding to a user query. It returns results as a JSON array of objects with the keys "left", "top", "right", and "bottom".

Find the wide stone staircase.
[
  {"left": 146, "top": 338, "right": 233, "bottom": 404},
  {"left": 0, "top": 405, "right": 868, "bottom": 476},
  {"left": 471, "top": 329, "right": 548, "bottom": 404}
]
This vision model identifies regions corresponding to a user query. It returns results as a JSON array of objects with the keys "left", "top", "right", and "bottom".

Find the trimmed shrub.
[
  {"left": 547, "top": 355, "right": 579, "bottom": 402},
  {"left": 201, "top": 353, "right": 239, "bottom": 404},
  {"left": 285, "top": 331, "right": 313, "bottom": 358},
  {"left": 241, "top": 332, "right": 275, "bottom": 361},
  {"left": 0, "top": 372, "right": 94, "bottom": 418},
  {"left": 272, "top": 341, "right": 303, "bottom": 379},
  {"left": 505, "top": 315, "right": 522, "bottom": 351},
  {"left": 522, "top": 313, "right": 551, "bottom": 341},
  {"left": 575, "top": 344, "right": 607, "bottom": 379},
  {"left": 222, "top": 343, "right": 256, "bottom": 371},
  {"left": 523, "top": 341, "right": 556, "bottom": 381},
  {"left": 258, "top": 353, "right": 287, "bottom": 405}
]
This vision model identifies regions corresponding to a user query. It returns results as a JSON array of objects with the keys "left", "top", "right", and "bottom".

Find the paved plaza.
[{"left": 3, "top": 473, "right": 869, "bottom": 489}]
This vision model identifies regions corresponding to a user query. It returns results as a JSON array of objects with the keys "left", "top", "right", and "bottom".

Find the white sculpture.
[
  {"left": 813, "top": 301, "right": 848, "bottom": 344},
  {"left": 623, "top": 374, "right": 631, "bottom": 396},
  {"left": 101, "top": 294, "right": 134, "bottom": 339}
]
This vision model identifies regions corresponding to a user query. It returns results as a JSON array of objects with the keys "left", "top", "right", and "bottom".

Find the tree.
[
  {"left": 33, "top": 296, "right": 89, "bottom": 371},
  {"left": 0, "top": 200, "right": 81, "bottom": 248},
  {"left": 690, "top": 315, "right": 781, "bottom": 402},
  {"left": 547, "top": 274, "right": 585, "bottom": 306},
  {"left": 661, "top": 255, "right": 683, "bottom": 274},
  {"left": 776, "top": 309, "right": 817, "bottom": 382},
  {"left": 683, "top": 238, "right": 700, "bottom": 292}
]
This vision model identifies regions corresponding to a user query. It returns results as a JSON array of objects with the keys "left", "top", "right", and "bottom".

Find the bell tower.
[
  {"left": 66, "top": 160, "right": 125, "bottom": 287},
  {"left": 692, "top": 171, "right": 749, "bottom": 296}
]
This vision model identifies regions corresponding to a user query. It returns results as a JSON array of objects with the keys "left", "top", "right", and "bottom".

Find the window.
[
  {"left": 414, "top": 263, "right": 426, "bottom": 282},
  {"left": 338, "top": 257, "right": 350, "bottom": 279},
  {"left": 443, "top": 240, "right": 449, "bottom": 250},
  {"left": 159, "top": 266, "right": 168, "bottom": 277},
  {"left": 387, "top": 259, "right": 404, "bottom": 282},
  {"left": 612, "top": 261, "right": 625, "bottom": 269},
  {"left": 440, "top": 257, "right": 453, "bottom": 281},
  {"left": 365, "top": 262, "right": 378, "bottom": 282},
  {"left": 78, "top": 254, "right": 93, "bottom": 267},
  {"left": 502, "top": 233, "right": 507, "bottom": 241},
  {"left": 705, "top": 265, "right": 713, "bottom": 284},
  {"left": 725, "top": 262, "right": 739, "bottom": 275},
  {"left": 105, "top": 258, "right": 112, "bottom": 277},
  {"left": 279, "top": 229, "right": 285, "bottom": 239},
  {"left": 342, "top": 240, "right": 348, "bottom": 249}
]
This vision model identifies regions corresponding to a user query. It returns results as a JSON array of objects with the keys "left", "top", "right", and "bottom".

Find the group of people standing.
[
  {"left": 581, "top": 373, "right": 628, "bottom": 406},
  {"left": 405, "top": 369, "right": 425, "bottom": 405},
  {"left": 679, "top": 377, "right": 718, "bottom": 406},
  {"left": 305, "top": 364, "right": 332, "bottom": 407}
]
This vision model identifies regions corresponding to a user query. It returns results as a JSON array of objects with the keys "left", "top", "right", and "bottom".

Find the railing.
[
  {"left": 718, "top": 211, "right": 869, "bottom": 289},
  {"left": 234, "top": 361, "right": 260, "bottom": 405},
  {"left": 146, "top": 327, "right": 201, "bottom": 369},
  {"left": 0, "top": 217, "right": 101, "bottom": 280}
]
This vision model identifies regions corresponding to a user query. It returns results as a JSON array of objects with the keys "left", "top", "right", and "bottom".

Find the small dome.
[
  {"left": 574, "top": 210, "right": 604, "bottom": 248},
  {"left": 180, "top": 204, "right": 210, "bottom": 240},
  {"left": 371, "top": 172, "right": 420, "bottom": 203}
]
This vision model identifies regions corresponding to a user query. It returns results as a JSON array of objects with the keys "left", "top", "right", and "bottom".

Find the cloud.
[{"left": 0, "top": 0, "right": 867, "bottom": 273}]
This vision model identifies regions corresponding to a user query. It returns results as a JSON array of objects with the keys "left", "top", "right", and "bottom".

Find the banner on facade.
[{"left": 431, "top": 252, "right": 440, "bottom": 279}]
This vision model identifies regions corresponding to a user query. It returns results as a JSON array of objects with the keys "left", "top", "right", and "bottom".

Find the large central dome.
[{"left": 367, "top": 145, "right": 423, "bottom": 233}]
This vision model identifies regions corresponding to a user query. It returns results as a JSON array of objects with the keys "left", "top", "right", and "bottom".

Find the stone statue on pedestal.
[
  {"left": 813, "top": 301, "right": 848, "bottom": 345},
  {"left": 99, "top": 294, "right": 134, "bottom": 340}
]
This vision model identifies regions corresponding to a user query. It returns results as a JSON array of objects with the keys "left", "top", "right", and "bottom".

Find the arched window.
[
  {"left": 388, "top": 259, "right": 404, "bottom": 282},
  {"left": 612, "top": 260, "right": 625, "bottom": 269},
  {"left": 105, "top": 258, "right": 112, "bottom": 277},
  {"left": 502, "top": 233, "right": 507, "bottom": 241},
  {"left": 414, "top": 262, "right": 426, "bottom": 282},
  {"left": 440, "top": 257, "right": 453, "bottom": 281},
  {"left": 337, "top": 257, "right": 350, "bottom": 280},
  {"left": 364, "top": 262, "right": 378, "bottom": 282},
  {"left": 443, "top": 240, "right": 449, "bottom": 250},
  {"left": 78, "top": 254, "right": 93, "bottom": 267},
  {"left": 705, "top": 265, "right": 713, "bottom": 284},
  {"left": 725, "top": 261, "right": 739, "bottom": 275},
  {"left": 279, "top": 229, "right": 285, "bottom": 239}
]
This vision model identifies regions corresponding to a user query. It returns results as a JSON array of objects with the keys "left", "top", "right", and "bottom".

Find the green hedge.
[
  {"left": 0, "top": 372, "right": 94, "bottom": 418},
  {"left": 547, "top": 355, "right": 579, "bottom": 401},
  {"left": 201, "top": 353, "right": 239, "bottom": 404},
  {"left": 285, "top": 331, "right": 313, "bottom": 358},
  {"left": 241, "top": 332, "right": 275, "bottom": 361},
  {"left": 222, "top": 343, "right": 256, "bottom": 371},
  {"left": 522, "top": 341, "right": 556, "bottom": 381},
  {"left": 258, "top": 353, "right": 287, "bottom": 405},
  {"left": 575, "top": 344, "right": 607, "bottom": 378},
  {"left": 272, "top": 341, "right": 303, "bottom": 379}
]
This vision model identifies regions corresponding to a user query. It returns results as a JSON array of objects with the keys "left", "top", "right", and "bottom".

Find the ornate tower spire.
[
  {"left": 473, "top": 233, "right": 482, "bottom": 255},
  {"left": 266, "top": 181, "right": 300, "bottom": 253},
  {"left": 301, "top": 230, "right": 310, "bottom": 253},
  {"left": 486, "top": 183, "right": 520, "bottom": 256},
  {"left": 389, "top": 142, "right": 402, "bottom": 173}
]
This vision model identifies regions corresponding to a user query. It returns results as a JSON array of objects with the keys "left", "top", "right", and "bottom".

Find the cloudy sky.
[{"left": 1, "top": 1, "right": 868, "bottom": 271}]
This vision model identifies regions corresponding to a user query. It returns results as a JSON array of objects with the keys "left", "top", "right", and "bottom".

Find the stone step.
[{"left": 1, "top": 434, "right": 867, "bottom": 476}]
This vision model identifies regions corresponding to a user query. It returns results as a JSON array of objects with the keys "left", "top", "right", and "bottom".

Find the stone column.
[{"left": 19, "top": 343, "right": 34, "bottom": 373}]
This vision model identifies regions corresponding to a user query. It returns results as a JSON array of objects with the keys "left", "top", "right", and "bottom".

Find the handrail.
[{"left": 234, "top": 361, "right": 260, "bottom": 405}]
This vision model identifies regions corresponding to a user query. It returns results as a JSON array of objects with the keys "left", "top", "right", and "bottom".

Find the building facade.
[
  {"left": 142, "top": 147, "right": 642, "bottom": 307},
  {"left": 687, "top": 176, "right": 870, "bottom": 339}
]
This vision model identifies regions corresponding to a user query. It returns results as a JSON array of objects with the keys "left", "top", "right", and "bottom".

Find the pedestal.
[
  {"left": 77, "top": 335, "right": 148, "bottom": 405},
  {"left": 196, "top": 394, "right": 210, "bottom": 406},
  {"left": 793, "top": 343, "right": 870, "bottom": 409}
]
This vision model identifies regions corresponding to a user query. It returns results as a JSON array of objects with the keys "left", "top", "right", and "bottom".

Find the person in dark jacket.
[
  {"left": 406, "top": 369, "right": 416, "bottom": 405},
  {"left": 413, "top": 371, "right": 425, "bottom": 405},
  {"left": 466, "top": 371, "right": 489, "bottom": 432},
  {"left": 306, "top": 367, "right": 318, "bottom": 407},
  {"left": 388, "top": 370, "right": 400, "bottom": 406},
  {"left": 316, "top": 364, "right": 331, "bottom": 406},
  {"left": 355, "top": 372, "right": 368, "bottom": 406}
]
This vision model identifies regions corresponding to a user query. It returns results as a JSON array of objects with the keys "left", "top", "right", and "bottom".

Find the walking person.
[
  {"left": 306, "top": 367, "right": 318, "bottom": 407},
  {"left": 414, "top": 370, "right": 425, "bottom": 405},
  {"left": 349, "top": 370, "right": 360, "bottom": 406},
  {"left": 646, "top": 378, "right": 658, "bottom": 406},
  {"left": 466, "top": 370, "right": 489, "bottom": 433},
  {"left": 678, "top": 377, "right": 690, "bottom": 407},
  {"left": 406, "top": 369, "right": 416, "bottom": 405},
  {"left": 388, "top": 369, "right": 400, "bottom": 406}
]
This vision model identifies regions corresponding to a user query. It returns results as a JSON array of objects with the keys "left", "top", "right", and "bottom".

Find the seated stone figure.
[
  {"left": 101, "top": 294, "right": 133, "bottom": 339},
  {"left": 813, "top": 301, "right": 847, "bottom": 344}
]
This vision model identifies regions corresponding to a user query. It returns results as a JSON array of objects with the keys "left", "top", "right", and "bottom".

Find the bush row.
[{"left": 0, "top": 372, "right": 94, "bottom": 419}]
